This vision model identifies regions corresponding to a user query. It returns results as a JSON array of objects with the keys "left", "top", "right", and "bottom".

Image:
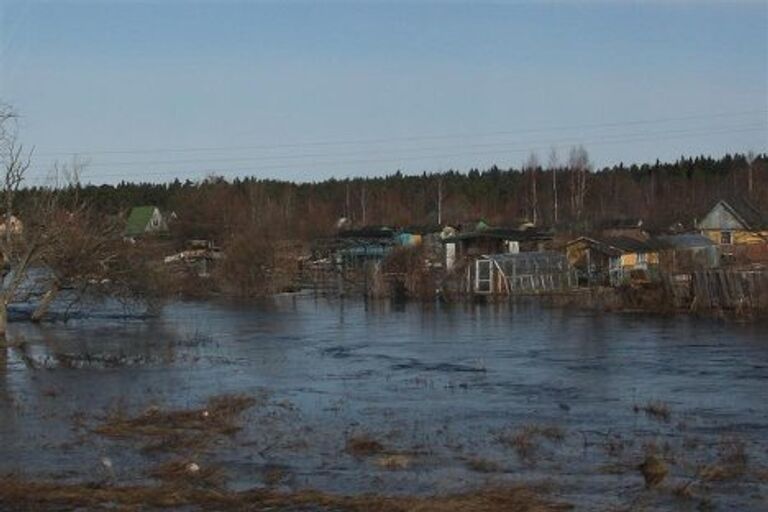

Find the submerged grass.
[
  {"left": 698, "top": 437, "right": 749, "bottom": 482},
  {"left": 498, "top": 424, "right": 565, "bottom": 461},
  {"left": 345, "top": 434, "right": 386, "bottom": 457},
  {"left": 94, "top": 393, "right": 258, "bottom": 452},
  {"left": 0, "top": 478, "right": 572, "bottom": 511},
  {"left": 465, "top": 457, "right": 503, "bottom": 473},
  {"left": 633, "top": 401, "right": 671, "bottom": 422}
]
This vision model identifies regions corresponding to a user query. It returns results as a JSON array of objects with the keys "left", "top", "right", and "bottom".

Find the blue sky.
[{"left": 1, "top": 1, "right": 766, "bottom": 184}]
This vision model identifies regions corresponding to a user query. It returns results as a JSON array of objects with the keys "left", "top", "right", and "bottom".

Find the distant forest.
[{"left": 19, "top": 152, "right": 767, "bottom": 243}]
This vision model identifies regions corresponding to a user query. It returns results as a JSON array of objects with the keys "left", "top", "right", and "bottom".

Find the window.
[
  {"left": 637, "top": 252, "right": 647, "bottom": 264},
  {"left": 720, "top": 231, "right": 732, "bottom": 245}
]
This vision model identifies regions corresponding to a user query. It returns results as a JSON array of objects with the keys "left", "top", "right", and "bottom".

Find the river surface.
[{"left": 1, "top": 296, "right": 766, "bottom": 510}]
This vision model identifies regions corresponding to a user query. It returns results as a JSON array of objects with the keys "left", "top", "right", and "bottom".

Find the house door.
[{"left": 475, "top": 259, "right": 493, "bottom": 294}]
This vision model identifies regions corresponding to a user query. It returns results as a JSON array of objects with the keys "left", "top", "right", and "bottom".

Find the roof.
[
  {"left": 718, "top": 199, "right": 768, "bottom": 230},
  {"left": 654, "top": 234, "right": 715, "bottom": 249},
  {"left": 567, "top": 236, "right": 662, "bottom": 255},
  {"left": 600, "top": 218, "right": 644, "bottom": 230},
  {"left": 338, "top": 226, "right": 395, "bottom": 239},
  {"left": 601, "top": 236, "right": 664, "bottom": 253},
  {"left": 400, "top": 224, "right": 444, "bottom": 235},
  {"left": 124, "top": 206, "right": 157, "bottom": 236},
  {"left": 443, "top": 227, "right": 553, "bottom": 244}
]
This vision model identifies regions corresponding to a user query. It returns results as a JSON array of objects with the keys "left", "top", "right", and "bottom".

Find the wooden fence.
[{"left": 688, "top": 270, "right": 768, "bottom": 315}]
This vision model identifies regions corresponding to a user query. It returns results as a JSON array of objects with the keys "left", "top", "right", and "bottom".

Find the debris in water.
[
  {"left": 375, "top": 454, "right": 412, "bottom": 470},
  {"left": 345, "top": 434, "right": 385, "bottom": 457},
  {"left": 639, "top": 454, "right": 668, "bottom": 488}
]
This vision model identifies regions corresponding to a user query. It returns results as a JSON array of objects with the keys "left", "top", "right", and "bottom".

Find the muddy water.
[{"left": 1, "top": 297, "right": 766, "bottom": 510}]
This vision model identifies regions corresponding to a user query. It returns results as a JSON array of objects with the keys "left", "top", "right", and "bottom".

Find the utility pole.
[{"left": 437, "top": 177, "right": 443, "bottom": 225}]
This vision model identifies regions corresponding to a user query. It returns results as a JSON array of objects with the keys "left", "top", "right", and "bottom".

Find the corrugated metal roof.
[{"left": 655, "top": 234, "right": 715, "bottom": 249}]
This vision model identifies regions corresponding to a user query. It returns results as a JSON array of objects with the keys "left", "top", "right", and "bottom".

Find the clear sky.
[{"left": 1, "top": 0, "right": 766, "bottom": 185}]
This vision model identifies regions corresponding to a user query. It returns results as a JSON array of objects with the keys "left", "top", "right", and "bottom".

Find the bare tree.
[
  {"left": 0, "top": 104, "right": 34, "bottom": 341},
  {"left": 548, "top": 148, "right": 559, "bottom": 225},
  {"left": 568, "top": 145, "right": 590, "bottom": 221},
  {"left": 360, "top": 183, "right": 367, "bottom": 225},
  {"left": 436, "top": 177, "right": 442, "bottom": 225},
  {"left": 523, "top": 152, "right": 540, "bottom": 225},
  {"left": 0, "top": 105, "right": 159, "bottom": 339}
]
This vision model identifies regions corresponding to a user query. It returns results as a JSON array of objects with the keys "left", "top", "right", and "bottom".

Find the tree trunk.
[
  {"left": 531, "top": 168, "right": 538, "bottom": 225},
  {"left": 552, "top": 169, "right": 558, "bottom": 225},
  {"left": 0, "top": 301, "right": 7, "bottom": 347},
  {"left": 32, "top": 281, "right": 59, "bottom": 323}
]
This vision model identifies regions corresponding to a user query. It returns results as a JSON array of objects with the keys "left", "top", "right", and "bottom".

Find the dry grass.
[
  {"left": 375, "top": 454, "right": 412, "bottom": 470},
  {"left": 466, "top": 457, "right": 502, "bottom": 473},
  {"left": 633, "top": 401, "right": 671, "bottom": 422},
  {"left": 698, "top": 437, "right": 748, "bottom": 482},
  {"left": 498, "top": 424, "right": 565, "bottom": 461},
  {"left": 263, "top": 467, "right": 287, "bottom": 487},
  {"left": 638, "top": 454, "right": 668, "bottom": 488},
  {"left": 0, "top": 478, "right": 571, "bottom": 511},
  {"left": 94, "top": 394, "right": 258, "bottom": 452},
  {"left": 345, "top": 434, "right": 385, "bottom": 457}
]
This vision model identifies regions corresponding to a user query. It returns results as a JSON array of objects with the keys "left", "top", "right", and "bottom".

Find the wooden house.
[
  {"left": 124, "top": 206, "right": 168, "bottom": 238},
  {"left": 325, "top": 226, "right": 396, "bottom": 267},
  {"left": 442, "top": 224, "right": 552, "bottom": 263},
  {"left": 697, "top": 199, "right": 768, "bottom": 247},
  {"left": 566, "top": 236, "right": 661, "bottom": 286}
]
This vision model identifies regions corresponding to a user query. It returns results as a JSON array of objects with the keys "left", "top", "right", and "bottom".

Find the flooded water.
[{"left": 1, "top": 296, "right": 767, "bottom": 510}]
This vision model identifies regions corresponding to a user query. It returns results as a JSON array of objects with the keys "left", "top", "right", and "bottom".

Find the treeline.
[{"left": 18, "top": 152, "right": 767, "bottom": 243}]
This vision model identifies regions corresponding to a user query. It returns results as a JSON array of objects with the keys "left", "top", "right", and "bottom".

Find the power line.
[
  {"left": 23, "top": 123, "right": 766, "bottom": 184},
  {"left": 65, "top": 121, "right": 766, "bottom": 170},
  {"left": 33, "top": 108, "right": 768, "bottom": 158}
]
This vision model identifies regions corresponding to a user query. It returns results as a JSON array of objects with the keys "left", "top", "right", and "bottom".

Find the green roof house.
[{"left": 124, "top": 206, "right": 168, "bottom": 238}]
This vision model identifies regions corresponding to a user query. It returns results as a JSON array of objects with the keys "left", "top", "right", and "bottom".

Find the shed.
[
  {"left": 566, "top": 236, "right": 662, "bottom": 286},
  {"left": 442, "top": 226, "right": 553, "bottom": 261},
  {"left": 655, "top": 234, "right": 719, "bottom": 273},
  {"left": 326, "top": 226, "right": 397, "bottom": 267}
]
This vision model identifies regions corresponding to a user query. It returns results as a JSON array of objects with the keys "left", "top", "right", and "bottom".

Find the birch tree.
[
  {"left": 548, "top": 148, "right": 559, "bottom": 225},
  {"left": 568, "top": 145, "right": 590, "bottom": 221}
]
